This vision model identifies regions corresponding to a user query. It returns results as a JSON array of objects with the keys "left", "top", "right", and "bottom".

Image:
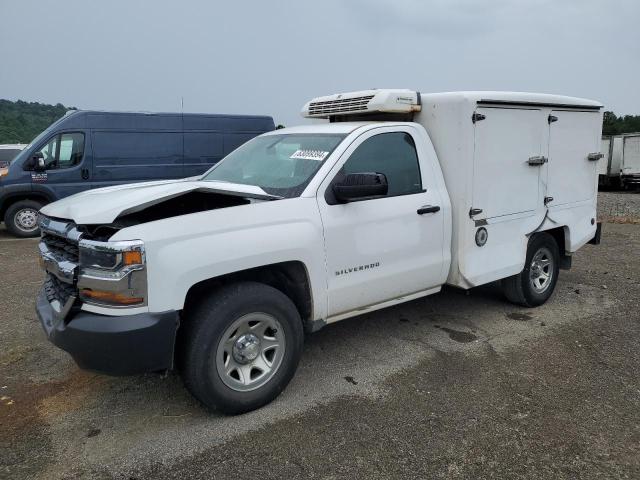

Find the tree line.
[
  {"left": 0, "top": 98, "right": 639, "bottom": 144},
  {"left": 602, "top": 111, "right": 640, "bottom": 136},
  {"left": 0, "top": 99, "right": 76, "bottom": 144}
]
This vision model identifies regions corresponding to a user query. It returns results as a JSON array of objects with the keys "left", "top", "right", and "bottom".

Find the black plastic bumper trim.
[{"left": 36, "top": 287, "right": 179, "bottom": 376}]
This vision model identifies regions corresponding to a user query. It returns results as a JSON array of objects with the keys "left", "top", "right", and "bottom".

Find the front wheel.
[
  {"left": 181, "top": 282, "right": 304, "bottom": 414},
  {"left": 502, "top": 232, "right": 560, "bottom": 307},
  {"left": 4, "top": 200, "right": 43, "bottom": 238}
]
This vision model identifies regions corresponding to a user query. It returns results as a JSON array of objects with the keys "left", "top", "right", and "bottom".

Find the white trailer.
[
  {"left": 598, "top": 136, "right": 613, "bottom": 181},
  {"left": 621, "top": 134, "right": 640, "bottom": 188},
  {"left": 599, "top": 133, "right": 640, "bottom": 189}
]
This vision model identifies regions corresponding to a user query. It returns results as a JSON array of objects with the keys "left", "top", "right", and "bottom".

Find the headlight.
[
  {"left": 79, "top": 239, "right": 145, "bottom": 271},
  {"left": 77, "top": 239, "right": 147, "bottom": 307},
  {"left": 0, "top": 167, "right": 9, "bottom": 178}
]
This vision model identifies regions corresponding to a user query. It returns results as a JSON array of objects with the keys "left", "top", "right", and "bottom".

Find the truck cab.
[{"left": 34, "top": 89, "right": 603, "bottom": 414}]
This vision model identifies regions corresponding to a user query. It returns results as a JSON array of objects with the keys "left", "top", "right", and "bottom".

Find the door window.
[
  {"left": 58, "top": 133, "right": 85, "bottom": 168},
  {"left": 340, "top": 132, "right": 422, "bottom": 196},
  {"left": 38, "top": 136, "right": 58, "bottom": 168},
  {"left": 37, "top": 132, "right": 84, "bottom": 169}
]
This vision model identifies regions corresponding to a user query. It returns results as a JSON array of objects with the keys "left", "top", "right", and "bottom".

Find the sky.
[{"left": 1, "top": 0, "right": 639, "bottom": 126}]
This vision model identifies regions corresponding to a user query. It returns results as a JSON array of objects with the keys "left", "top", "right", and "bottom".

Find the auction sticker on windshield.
[{"left": 290, "top": 150, "right": 329, "bottom": 161}]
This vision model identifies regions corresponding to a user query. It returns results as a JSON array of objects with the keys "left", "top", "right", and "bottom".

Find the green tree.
[
  {"left": 602, "top": 111, "right": 640, "bottom": 136},
  {"left": 0, "top": 99, "right": 76, "bottom": 143}
]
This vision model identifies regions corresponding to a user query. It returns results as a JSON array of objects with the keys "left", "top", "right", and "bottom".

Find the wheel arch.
[
  {"left": 1, "top": 193, "right": 53, "bottom": 220},
  {"left": 537, "top": 226, "right": 571, "bottom": 269},
  {"left": 182, "top": 261, "right": 316, "bottom": 333}
]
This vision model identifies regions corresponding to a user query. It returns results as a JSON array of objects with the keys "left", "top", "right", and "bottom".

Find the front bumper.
[{"left": 36, "top": 288, "right": 179, "bottom": 375}]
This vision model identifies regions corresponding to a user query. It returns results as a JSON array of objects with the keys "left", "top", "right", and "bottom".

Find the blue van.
[{"left": 0, "top": 111, "right": 274, "bottom": 237}]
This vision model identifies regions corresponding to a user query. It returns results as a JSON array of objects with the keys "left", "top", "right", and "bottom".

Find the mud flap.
[{"left": 588, "top": 222, "right": 602, "bottom": 245}]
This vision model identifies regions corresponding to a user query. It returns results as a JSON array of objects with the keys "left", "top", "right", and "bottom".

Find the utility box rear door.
[
  {"left": 472, "top": 107, "right": 545, "bottom": 220},
  {"left": 622, "top": 135, "right": 640, "bottom": 175},
  {"left": 547, "top": 110, "right": 601, "bottom": 207}
]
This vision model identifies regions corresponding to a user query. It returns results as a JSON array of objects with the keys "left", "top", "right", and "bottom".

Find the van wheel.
[
  {"left": 502, "top": 232, "right": 560, "bottom": 307},
  {"left": 181, "top": 282, "right": 304, "bottom": 414},
  {"left": 4, "top": 200, "right": 43, "bottom": 238}
]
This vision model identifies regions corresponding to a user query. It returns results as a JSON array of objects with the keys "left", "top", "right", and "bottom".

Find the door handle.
[
  {"left": 417, "top": 205, "right": 440, "bottom": 215},
  {"left": 527, "top": 156, "right": 548, "bottom": 166}
]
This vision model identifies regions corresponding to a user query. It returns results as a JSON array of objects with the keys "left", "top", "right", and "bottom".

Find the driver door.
[
  {"left": 317, "top": 126, "right": 446, "bottom": 319},
  {"left": 32, "top": 131, "right": 91, "bottom": 198}
]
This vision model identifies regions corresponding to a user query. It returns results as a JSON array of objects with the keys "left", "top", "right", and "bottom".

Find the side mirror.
[
  {"left": 31, "top": 152, "right": 46, "bottom": 171},
  {"left": 332, "top": 172, "right": 388, "bottom": 203}
]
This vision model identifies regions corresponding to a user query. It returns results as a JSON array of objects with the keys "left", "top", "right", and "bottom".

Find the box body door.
[
  {"left": 472, "top": 107, "right": 545, "bottom": 220},
  {"left": 547, "top": 110, "right": 601, "bottom": 207}
]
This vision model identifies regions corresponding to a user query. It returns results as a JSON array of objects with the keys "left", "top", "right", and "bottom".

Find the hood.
[{"left": 40, "top": 179, "right": 277, "bottom": 225}]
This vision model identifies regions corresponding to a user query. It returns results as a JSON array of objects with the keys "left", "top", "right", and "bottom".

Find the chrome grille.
[
  {"left": 39, "top": 216, "right": 81, "bottom": 297},
  {"left": 41, "top": 233, "right": 80, "bottom": 264},
  {"left": 44, "top": 273, "right": 76, "bottom": 305},
  {"left": 307, "top": 95, "right": 375, "bottom": 116}
]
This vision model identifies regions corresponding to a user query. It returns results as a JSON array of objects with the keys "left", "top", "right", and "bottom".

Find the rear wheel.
[
  {"left": 181, "top": 281, "right": 304, "bottom": 414},
  {"left": 502, "top": 232, "right": 560, "bottom": 307},
  {"left": 4, "top": 200, "right": 43, "bottom": 238}
]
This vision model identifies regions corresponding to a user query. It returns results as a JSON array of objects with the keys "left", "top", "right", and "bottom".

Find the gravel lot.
[
  {"left": 1, "top": 192, "right": 639, "bottom": 480},
  {"left": 598, "top": 191, "right": 640, "bottom": 223}
]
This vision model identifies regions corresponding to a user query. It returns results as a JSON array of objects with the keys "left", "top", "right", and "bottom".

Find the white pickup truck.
[{"left": 36, "top": 89, "right": 604, "bottom": 413}]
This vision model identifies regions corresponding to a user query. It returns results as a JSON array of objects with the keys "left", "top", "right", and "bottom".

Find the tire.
[
  {"left": 181, "top": 281, "right": 304, "bottom": 414},
  {"left": 4, "top": 200, "right": 43, "bottom": 238},
  {"left": 502, "top": 232, "right": 560, "bottom": 307}
]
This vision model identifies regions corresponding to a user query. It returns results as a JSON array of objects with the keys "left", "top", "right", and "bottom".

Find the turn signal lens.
[
  {"left": 0, "top": 167, "right": 8, "bottom": 178},
  {"left": 80, "top": 289, "right": 144, "bottom": 306},
  {"left": 123, "top": 250, "right": 143, "bottom": 266}
]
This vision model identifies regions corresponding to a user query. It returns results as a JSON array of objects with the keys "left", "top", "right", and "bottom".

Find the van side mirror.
[
  {"left": 332, "top": 172, "right": 388, "bottom": 203},
  {"left": 30, "top": 152, "right": 46, "bottom": 171}
]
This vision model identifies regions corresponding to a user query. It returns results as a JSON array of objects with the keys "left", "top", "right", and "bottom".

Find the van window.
[
  {"left": 341, "top": 132, "right": 422, "bottom": 196},
  {"left": 37, "top": 132, "right": 85, "bottom": 169},
  {"left": 38, "top": 136, "right": 58, "bottom": 167},
  {"left": 58, "top": 133, "right": 85, "bottom": 168}
]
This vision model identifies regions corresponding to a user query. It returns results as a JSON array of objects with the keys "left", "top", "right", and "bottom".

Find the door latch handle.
[
  {"left": 544, "top": 196, "right": 554, "bottom": 205},
  {"left": 528, "top": 156, "right": 548, "bottom": 166},
  {"left": 587, "top": 152, "right": 603, "bottom": 161},
  {"left": 417, "top": 205, "right": 440, "bottom": 215}
]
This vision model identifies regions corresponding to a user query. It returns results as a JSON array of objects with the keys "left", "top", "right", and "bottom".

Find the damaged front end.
[
  {"left": 38, "top": 187, "right": 268, "bottom": 313},
  {"left": 35, "top": 184, "right": 275, "bottom": 375},
  {"left": 38, "top": 216, "right": 148, "bottom": 321},
  {"left": 36, "top": 215, "right": 175, "bottom": 375},
  {"left": 81, "top": 189, "right": 258, "bottom": 241}
]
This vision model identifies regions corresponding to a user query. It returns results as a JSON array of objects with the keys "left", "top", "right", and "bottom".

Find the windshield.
[{"left": 201, "top": 133, "right": 346, "bottom": 198}]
